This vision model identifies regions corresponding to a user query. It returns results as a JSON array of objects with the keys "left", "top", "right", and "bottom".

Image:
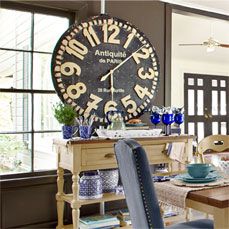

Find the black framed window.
[{"left": 0, "top": 7, "right": 70, "bottom": 175}]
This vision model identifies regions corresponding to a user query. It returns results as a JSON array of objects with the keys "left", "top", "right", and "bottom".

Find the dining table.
[
  {"left": 186, "top": 186, "right": 229, "bottom": 229},
  {"left": 155, "top": 179, "right": 229, "bottom": 229}
]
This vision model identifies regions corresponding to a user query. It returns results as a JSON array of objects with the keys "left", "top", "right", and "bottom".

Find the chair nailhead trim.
[{"left": 133, "top": 149, "right": 153, "bottom": 228}]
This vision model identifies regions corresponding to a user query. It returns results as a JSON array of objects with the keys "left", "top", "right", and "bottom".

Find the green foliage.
[
  {"left": 53, "top": 102, "right": 77, "bottom": 126},
  {"left": 0, "top": 135, "right": 27, "bottom": 154},
  {"left": 0, "top": 135, "right": 27, "bottom": 174}
]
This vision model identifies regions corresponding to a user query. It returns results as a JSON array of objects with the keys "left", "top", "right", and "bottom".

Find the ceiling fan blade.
[
  {"left": 218, "top": 44, "right": 229, "bottom": 48},
  {"left": 179, "top": 43, "right": 204, "bottom": 46}
]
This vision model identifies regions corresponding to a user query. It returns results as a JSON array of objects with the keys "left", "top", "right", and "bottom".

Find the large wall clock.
[{"left": 51, "top": 14, "right": 160, "bottom": 123}]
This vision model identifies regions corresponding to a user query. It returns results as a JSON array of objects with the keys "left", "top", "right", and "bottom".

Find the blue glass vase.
[
  {"left": 162, "top": 113, "right": 174, "bottom": 136},
  {"left": 150, "top": 112, "right": 161, "bottom": 128}
]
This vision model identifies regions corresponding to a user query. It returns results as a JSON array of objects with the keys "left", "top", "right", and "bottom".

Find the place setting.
[{"left": 172, "top": 163, "right": 229, "bottom": 187}]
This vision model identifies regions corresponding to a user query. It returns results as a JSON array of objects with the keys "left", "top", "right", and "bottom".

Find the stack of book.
[
  {"left": 79, "top": 214, "right": 120, "bottom": 229},
  {"left": 116, "top": 209, "right": 131, "bottom": 227}
]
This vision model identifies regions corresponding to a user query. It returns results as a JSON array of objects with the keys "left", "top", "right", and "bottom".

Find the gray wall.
[
  {"left": 0, "top": 1, "right": 167, "bottom": 228},
  {"left": 85, "top": 1, "right": 166, "bottom": 106}
]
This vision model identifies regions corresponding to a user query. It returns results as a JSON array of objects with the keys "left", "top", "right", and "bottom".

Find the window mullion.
[{"left": 31, "top": 12, "right": 35, "bottom": 172}]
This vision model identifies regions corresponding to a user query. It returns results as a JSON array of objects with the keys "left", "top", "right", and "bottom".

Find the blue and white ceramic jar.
[
  {"left": 99, "top": 169, "right": 119, "bottom": 193},
  {"left": 79, "top": 171, "right": 102, "bottom": 199}
]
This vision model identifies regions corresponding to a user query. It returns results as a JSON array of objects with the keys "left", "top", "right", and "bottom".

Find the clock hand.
[
  {"left": 100, "top": 44, "right": 146, "bottom": 82},
  {"left": 110, "top": 70, "right": 114, "bottom": 101}
]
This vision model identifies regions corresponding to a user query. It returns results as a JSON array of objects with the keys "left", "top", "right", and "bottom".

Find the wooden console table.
[{"left": 53, "top": 135, "right": 193, "bottom": 229}]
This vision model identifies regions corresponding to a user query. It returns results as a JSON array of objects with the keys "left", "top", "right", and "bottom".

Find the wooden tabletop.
[
  {"left": 187, "top": 186, "right": 229, "bottom": 208},
  {"left": 53, "top": 134, "right": 194, "bottom": 145}
]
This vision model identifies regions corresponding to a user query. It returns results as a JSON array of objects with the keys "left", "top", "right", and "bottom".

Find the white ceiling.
[
  {"left": 161, "top": 0, "right": 229, "bottom": 16},
  {"left": 172, "top": 12, "right": 229, "bottom": 64}
]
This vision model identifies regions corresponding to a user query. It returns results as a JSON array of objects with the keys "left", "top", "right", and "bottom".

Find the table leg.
[
  {"left": 72, "top": 173, "right": 80, "bottom": 229},
  {"left": 56, "top": 167, "right": 64, "bottom": 229},
  {"left": 100, "top": 202, "right": 105, "bottom": 215},
  {"left": 213, "top": 207, "right": 229, "bottom": 229},
  {"left": 185, "top": 208, "right": 192, "bottom": 221}
]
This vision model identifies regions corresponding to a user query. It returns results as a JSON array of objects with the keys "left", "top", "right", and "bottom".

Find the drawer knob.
[{"left": 104, "top": 153, "right": 115, "bottom": 159}]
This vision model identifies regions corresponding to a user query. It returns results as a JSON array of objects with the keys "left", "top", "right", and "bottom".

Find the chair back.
[
  {"left": 114, "top": 139, "right": 164, "bottom": 229},
  {"left": 198, "top": 134, "right": 229, "bottom": 154}
]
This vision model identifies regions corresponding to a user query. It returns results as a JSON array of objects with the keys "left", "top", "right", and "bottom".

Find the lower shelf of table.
[
  {"left": 59, "top": 224, "right": 131, "bottom": 229},
  {"left": 62, "top": 192, "right": 125, "bottom": 206},
  {"left": 59, "top": 214, "right": 185, "bottom": 229}
]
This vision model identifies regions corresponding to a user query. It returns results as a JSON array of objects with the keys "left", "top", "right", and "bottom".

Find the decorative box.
[
  {"left": 99, "top": 169, "right": 119, "bottom": 193},
  {"left": 79, "top": 171, "right": 103, "bottom": 199}
]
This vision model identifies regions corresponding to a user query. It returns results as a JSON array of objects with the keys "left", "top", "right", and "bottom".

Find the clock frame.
[{"left": 51, "top": 14, "right": 160, "bottom": 123}]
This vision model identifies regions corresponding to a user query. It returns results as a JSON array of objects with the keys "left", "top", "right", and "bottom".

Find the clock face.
[{"left": 51, "top": 14, "right": 160, "bottom": 123}]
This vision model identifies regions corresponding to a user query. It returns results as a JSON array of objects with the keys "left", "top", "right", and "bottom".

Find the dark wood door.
[{"left": 184, "top": 73, "right": 229, "bottom": 142}]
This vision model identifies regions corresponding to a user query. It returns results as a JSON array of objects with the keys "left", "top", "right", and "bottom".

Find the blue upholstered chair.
[{"left": 114, "top": 139, "right": 214, "bottom": 229}]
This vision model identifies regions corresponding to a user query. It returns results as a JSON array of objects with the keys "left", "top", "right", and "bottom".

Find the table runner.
[{"left": 154, "top": 178, "right": 229, "bottom": 210}]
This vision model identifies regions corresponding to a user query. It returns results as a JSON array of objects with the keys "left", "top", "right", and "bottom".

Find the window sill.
[{"left": 0, "top": 170, "right": 71, "bottom": 189}]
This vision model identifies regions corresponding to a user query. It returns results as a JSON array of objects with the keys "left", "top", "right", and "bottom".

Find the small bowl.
[{"left": 186, "top": 163, "right": 211, "bottom": 178}]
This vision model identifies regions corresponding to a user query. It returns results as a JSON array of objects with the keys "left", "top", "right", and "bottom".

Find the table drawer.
[
  {"left": 82, "top": 144, "right": 169, "bottom": 167},
  {"left": 82, "top": 148, "right": 117, "bottom": 166}
]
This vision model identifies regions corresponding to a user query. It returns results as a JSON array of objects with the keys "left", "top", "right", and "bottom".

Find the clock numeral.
[
  {"left": 83, "top": 26, "right": 100, "bottom": 47},
  {"left": 66, "top": 39, "right": 88, "bottom": 60},
  {"left": 102, "top": 24, "right": 120, "bottom": 44},
  {"left": 66, "top": 82, "right": 86, "bottom": 99},
  {"left": 121, "top": 95, "right": 137, "bottom": 113},
  {"left": 123, "top": 33, "right": 135, "bottom": 49},
  {"left": 104, "top": 101, "right": 118, "bottom": 114},
  {"left": 134, "top": 84, "right": 151, "bottom": 99},
  {"left": 137, "top": 67, "right": 155, "bottom": 80},
  {"left": 60, "top": 62, "right": 81, "bottom": 76},
  {"left": 133, "top": 48, "right": 150, "bottom": 64},
  {"left": 84, "top": 94, "right": 103, "bottom": 117}
]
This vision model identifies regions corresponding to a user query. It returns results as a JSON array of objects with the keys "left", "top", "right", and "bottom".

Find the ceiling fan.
[{"left": 179, "top": 37, "right": 229, "bottom": 52}]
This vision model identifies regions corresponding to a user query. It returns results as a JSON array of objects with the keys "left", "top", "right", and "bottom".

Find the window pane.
[
  {"left": 188, "top": 122, "right": 195, "bottom": 135},
  {"left": 221, "top": 122, "right": 227, "bottom": 135},
  {"left": 188, "top": 90, "right": 195, "bottom": 115},
  {"left": 212, "top": 80, "right": 217, "bottom": 87},
  {"left": 33, "top": 53, "right": 54, "bottom": 90},
  {"left": 188, "top": 78, "right": 194, "bottom": 86},
  {"left": 197, "top": 90, "right": 203, "bottom": 115},
  {"left": 212, "top": 122, "right": 218, "bottom": 135},
  {"left": 0, "top": 134, "right": 32, "bottom": 175},
  {"left": 0, "top": 9, "right": 32, "bottom": 50},
  {"left": 220, "top": 91, "right": 226, "bottom": 115},
  {"left": 197, "top": 122, "right": 204, "bottom": 142},
  {"left": 34, "top": 94, "right": 61, "bottom": 131},
  {"left": 0, "top": 50, "right": 31, "bottom": 89},
  {"left": 220, "top": 80, "right": 226, "bottom": 87},
  {"left": 34, "top": 132, "right": 61, "bottom": 171},
  {"left": 34, "top": 13, "right": 69, "bottom": 52},
  {"left": 197, "top": 78, "right": 203, "bottom": 86},
  {"left": 212, "top": 91, "right": 218, "bottom": 115},
  {"left": 0, "top": 93, "right": 31, "bottom": 132}
]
